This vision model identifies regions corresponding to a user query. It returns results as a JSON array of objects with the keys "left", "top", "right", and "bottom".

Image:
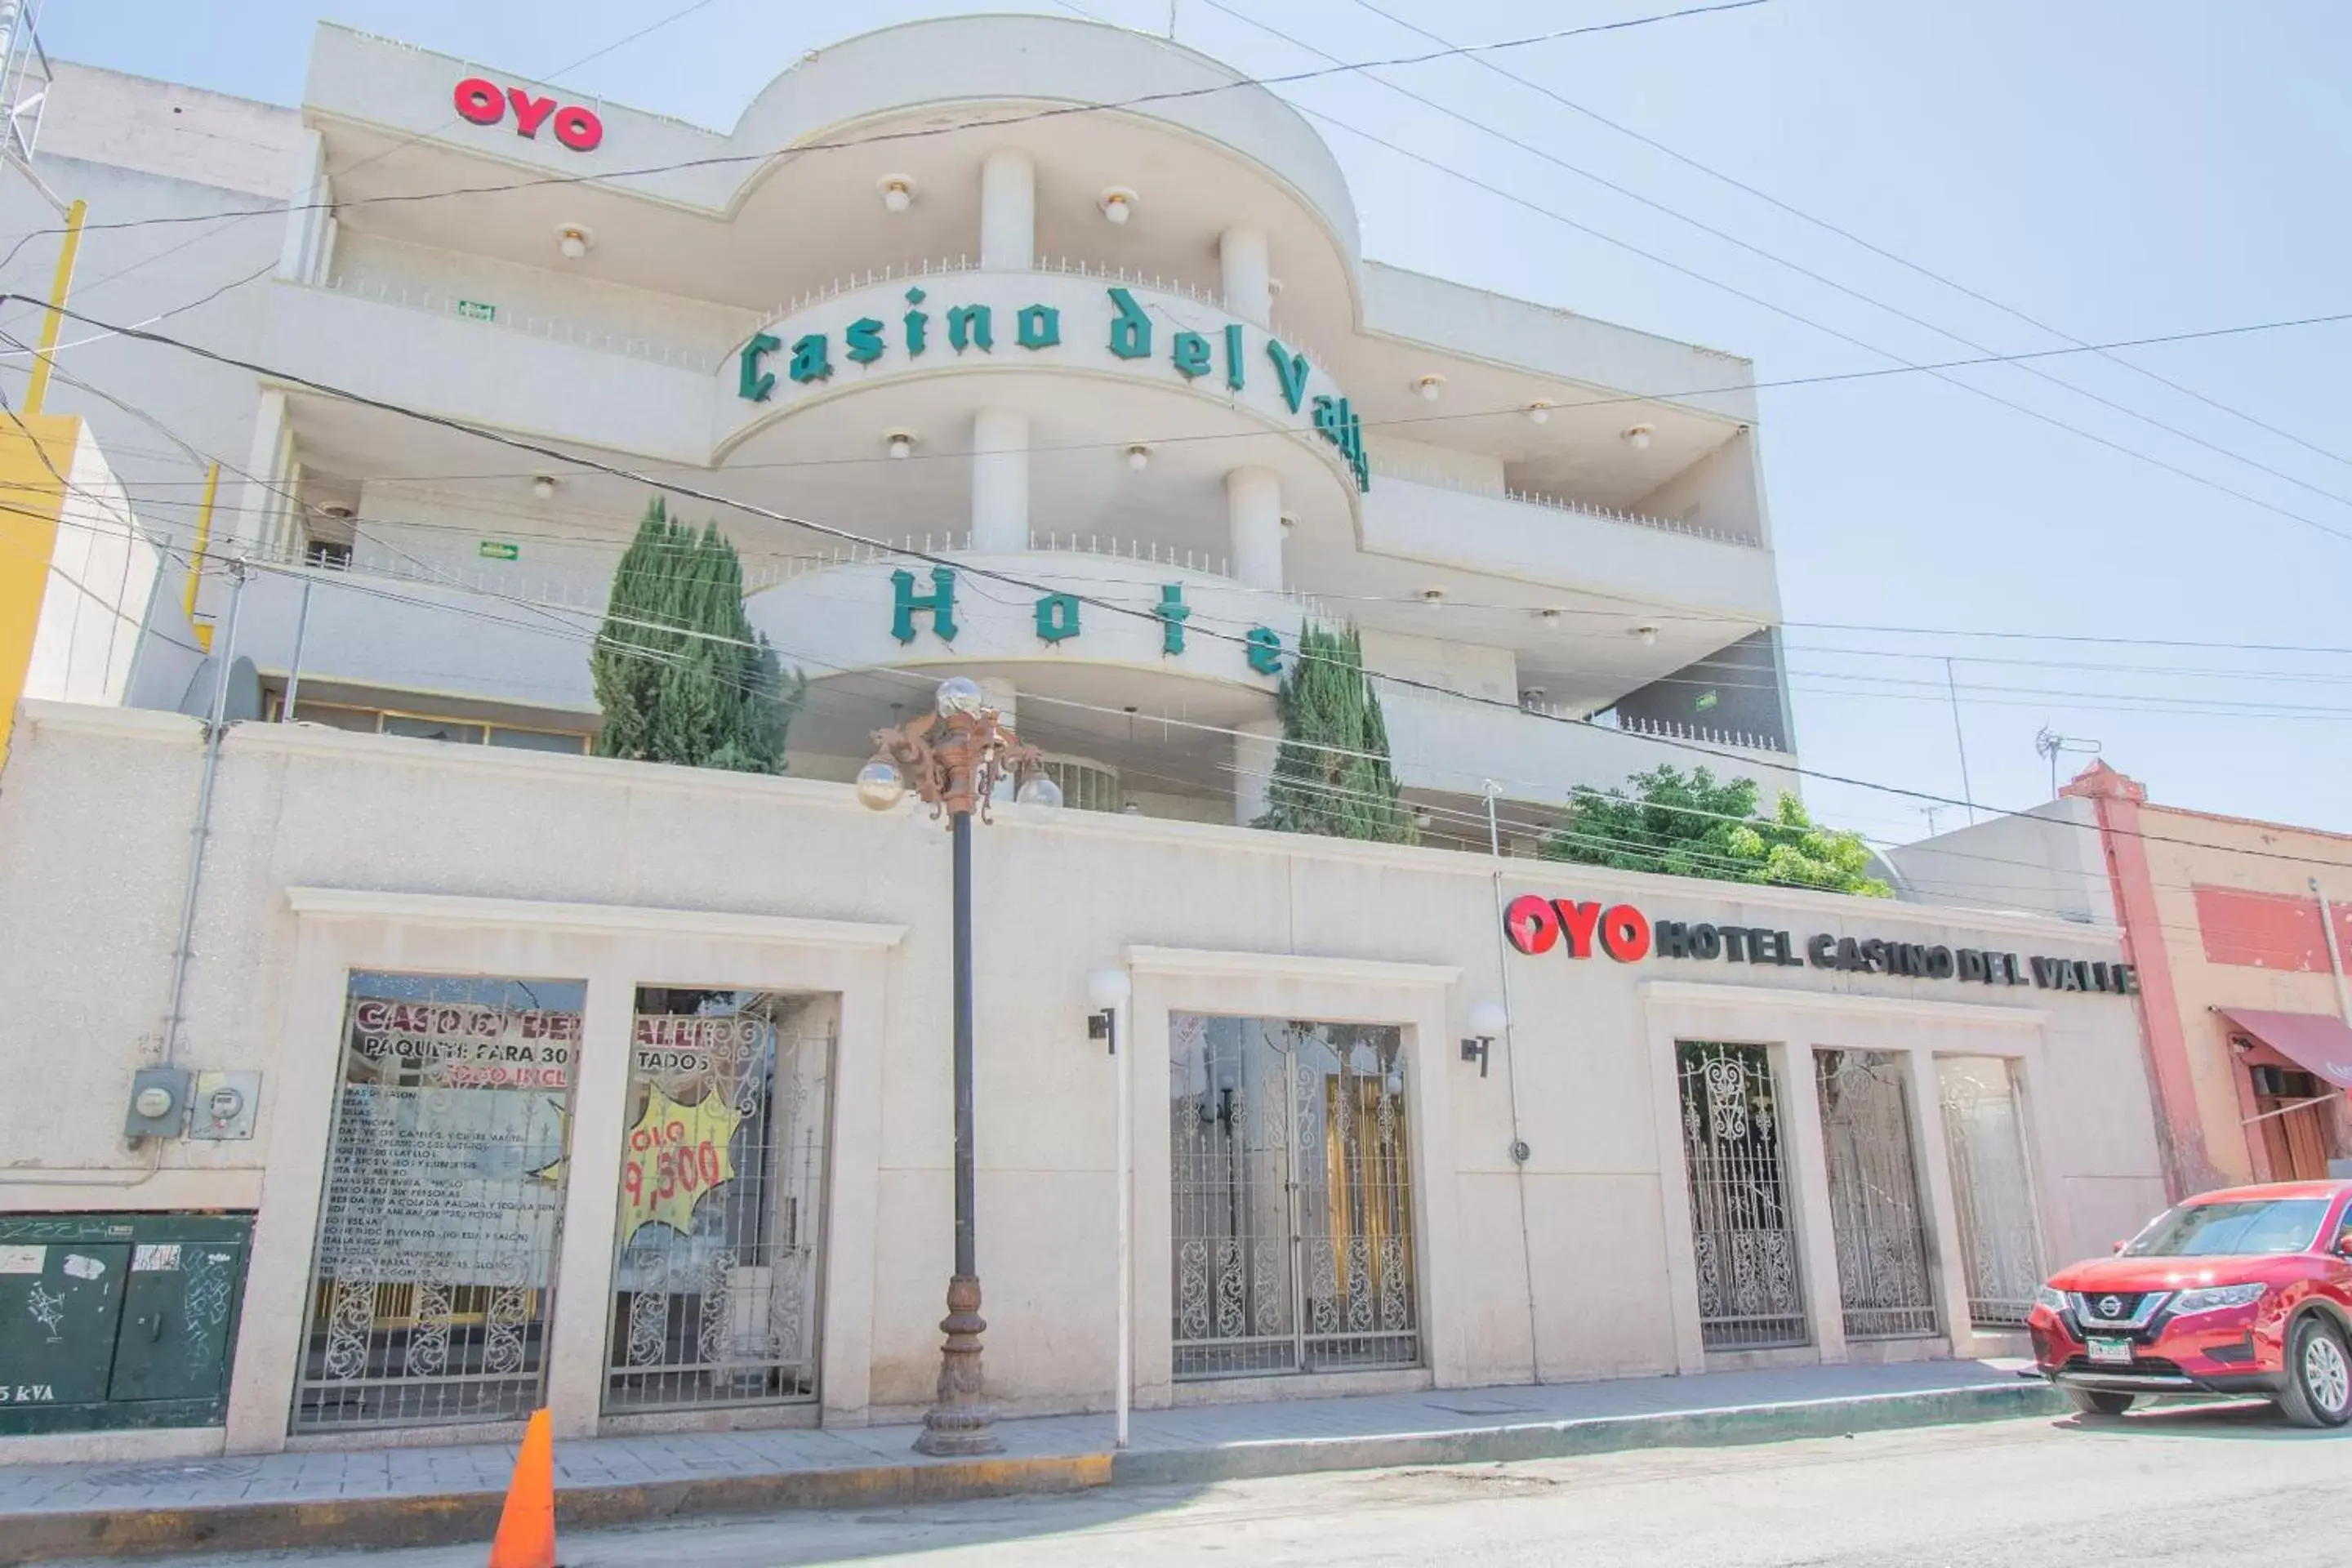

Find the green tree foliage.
[
  {"left": 1254, "top": 623, "right": 1418, "bottom": 844},
  {"left": 1540, "top": 764, "right": 1890, "bottom": 896},
  {"left": 591, "top": 497, "right": 805, "bottom": 773}
]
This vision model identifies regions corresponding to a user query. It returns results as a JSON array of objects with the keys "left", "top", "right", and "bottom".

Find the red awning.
[{"left": 2218, "top": 1008, "right": 2352, "bottom": 1091}]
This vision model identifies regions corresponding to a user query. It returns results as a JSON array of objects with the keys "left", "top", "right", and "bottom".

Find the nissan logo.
[{"left": 2098, "top": 1294, "right": 2124, "bottom": 1318}]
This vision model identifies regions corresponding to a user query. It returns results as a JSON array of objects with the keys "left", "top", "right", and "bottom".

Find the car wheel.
[
  {"left": 2275, "top": 1315, "right": 2352, "bottom": 1429},
  {"left": 2063, "top": 1388, "right": 2135, "bottom": 1417}
]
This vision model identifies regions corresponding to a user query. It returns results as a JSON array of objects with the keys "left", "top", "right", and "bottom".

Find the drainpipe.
[
  {"left": 2313, "top": 878, "right": 2352, "bottom": 1027},
  {"left": 1485, "top": 780, "right": 1544, "bottom": 1382},
  {"left": 162, "top": 557, "right": 247, "bottom": 1065}
]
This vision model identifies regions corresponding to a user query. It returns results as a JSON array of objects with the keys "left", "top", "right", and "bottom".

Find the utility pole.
[{"left": 1943, "top": 658, "right": 1976, "bottom": 824}]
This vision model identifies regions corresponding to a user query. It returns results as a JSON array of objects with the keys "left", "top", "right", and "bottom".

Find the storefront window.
[
  {"left": 1677, "top": 1040, "right": 1807, "bottom": 1350},
  {"left": 296, "top": 973, "right": 582, "bottom": 1432},
  {"left": 1814, "top": 1050, "right": 1938, "bottom": 1339},
  {"left": 1936, "top": 1056, "right": 2044, "bottom": 1328},
  {"left": 1168, "top": 1014, "right": 1418, "bottom": 1381},
  {"left": 603, "top": 989, "right": 835, "bottom": 1412}
]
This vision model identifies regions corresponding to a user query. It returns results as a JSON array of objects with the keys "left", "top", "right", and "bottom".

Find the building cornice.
[
  {"left": 283, "top": 885, "right": 906, "bottom": 948},
  {"left": 1125, "top": 946, "right": 1461, "bottom": 989}
]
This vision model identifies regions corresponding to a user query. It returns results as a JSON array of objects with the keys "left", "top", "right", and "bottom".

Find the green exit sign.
[
  {"left": 479, "top": 540, "right": 519, "bottom": 561},
  {"left": 456, "top": 300, "right": 496, "bottom": 321}
]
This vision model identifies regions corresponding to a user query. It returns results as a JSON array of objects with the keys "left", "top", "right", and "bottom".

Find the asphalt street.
[{"left": 90, "top": 1401, "right": 2352, "bottom": 1567}]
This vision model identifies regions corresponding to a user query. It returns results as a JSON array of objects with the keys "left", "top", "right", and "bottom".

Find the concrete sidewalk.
[{"left": 4, "top": 1360, "right": 2060, "bottom": 1563}]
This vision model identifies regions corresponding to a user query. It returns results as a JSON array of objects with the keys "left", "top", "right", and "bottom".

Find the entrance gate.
[
  {"left": 1169, "top": 1014, "right": 1419, "bottom": 1381},
  {"left": 1677, "top": 1041, "right": 1807, "bottom": 1350},
  {"left": 1937, "top": 1056, "right": 2044, "bottom": 1328},
  {"left": 1814, "top": 1050, "right": 1939, "bottom": 1339}
]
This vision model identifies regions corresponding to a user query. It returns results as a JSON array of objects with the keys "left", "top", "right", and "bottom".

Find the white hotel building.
[{"left": 0, "top": 18, "right": 2164, "bottom": 1459}]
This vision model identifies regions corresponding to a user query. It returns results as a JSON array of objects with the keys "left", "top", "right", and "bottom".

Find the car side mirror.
[
  {"left": 2112, "top": 1240, "right": 2127, "bottom": 1254},
  {"left": 2336, "top": 1232, "right": 2352, "bottom": 1258}
]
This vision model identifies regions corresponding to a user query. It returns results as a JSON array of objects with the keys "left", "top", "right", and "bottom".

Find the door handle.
[{"left": 149, "top": 1308, "right": 166, "bottom": 1343}]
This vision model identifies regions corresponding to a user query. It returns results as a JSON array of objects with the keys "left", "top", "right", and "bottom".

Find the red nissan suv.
[{"left": 2029, "top": 1181, "right": 2352, "bottom": 1426}]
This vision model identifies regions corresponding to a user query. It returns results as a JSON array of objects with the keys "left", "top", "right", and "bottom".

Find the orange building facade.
[{"left": 2063, "top": 763, "right": 2352, "bottom": 1195}]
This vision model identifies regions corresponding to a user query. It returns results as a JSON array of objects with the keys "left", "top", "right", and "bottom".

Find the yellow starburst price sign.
[{"left": 618, "top": 1085, "right": 743, "bottom": 1243}]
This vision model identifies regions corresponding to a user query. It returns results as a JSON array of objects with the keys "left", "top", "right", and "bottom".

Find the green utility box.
[{"left": 0, "top": 1213, "right": 252, "bottom": 1435}]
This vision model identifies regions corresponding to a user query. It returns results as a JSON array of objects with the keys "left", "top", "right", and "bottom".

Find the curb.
[
  {"left": 13, "top": 1383, "right": 2061, "bottom": 1563},
  {"left": 1111, "top": 1379, "right": 2067, "bottom": 1486}
]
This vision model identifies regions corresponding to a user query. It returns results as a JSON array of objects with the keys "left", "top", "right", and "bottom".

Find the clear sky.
[{"left": 47, "top": 0, "right": 2352, "bottom": 844}]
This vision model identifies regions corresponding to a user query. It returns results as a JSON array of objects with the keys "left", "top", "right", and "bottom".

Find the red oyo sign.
[
  {"left": 452, "top": 78, "right": 604, "bottom": 152},
  {"left": 1503, "top": 894, "right": 1651, "bottom": 963}
]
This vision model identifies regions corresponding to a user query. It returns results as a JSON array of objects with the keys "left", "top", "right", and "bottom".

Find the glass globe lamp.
[
  {"left": 935, "top": 676, "right": 985, "bottom": 719},
  {"left": 854, "top": 756, "right": 906, "bottom": 811},
  {"left": 1015, "top": 771, "right": 1063, "bottom": 808}
]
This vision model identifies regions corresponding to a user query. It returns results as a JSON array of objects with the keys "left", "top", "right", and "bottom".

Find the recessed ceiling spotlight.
[
  {"left": 1100, "top": 186, "right": 1138, "bottom": 225},
  {"left": 1126, "top": 443, "right": 1152, "bottom": 471},
  {"left": 321, "top": 503, "right": 354, "bottom": 519},
  {"left": 885, "top": 430, "right": 916, "bottom": 459},
  {"left": 555, "top": 223, "right": 593, "bottom": 261},
  {"left": 1633, "top": 624, "right": 1659, "bottom": 646},
  {"left": 1622, "top": 423, "right": 1655, "bottom": 451},
  {"left": 1526, "top": 400, "right": 1554, "bottom": 425},
  {"left": 531, "top": 475, "right": 558, "bottom": 500},
  {"left": 1414, "top": 374, "right": 1446, "bottom": 403},
  {"left": 1539, "top": 608, "right": 1561, "bottom": 627},
  {"left": 877, "top": 174, "right": 916, "bottom": 212}
]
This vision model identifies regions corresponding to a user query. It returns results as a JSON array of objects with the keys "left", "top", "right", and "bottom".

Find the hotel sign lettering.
[
  {"left": 1501, "top": 893, "right": 2140, "bottom": 996},
  {"left": 737, "top": 285, "right": 1370, "bottom": 491},
  {"left": 888, "top": 565, "right": 1286, "bottom": 676}
]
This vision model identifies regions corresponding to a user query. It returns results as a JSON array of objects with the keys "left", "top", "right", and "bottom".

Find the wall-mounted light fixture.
[
  {"left": 1526, "top": 400, "right": 1554, "bottom": 425},
  {"left": 886, "top": 430, "right": 916, "bottom": 460},
  {"left": 1420, "top": 586, "right": 1446, "bottom": 604},
  {"left": 1100, "top": 186, "right": 1138, "bottom": 225},
  {"left": 1460, "top": 1000, "right": 1508, "bottom": 1077},
  {"left": 1125, "top": 444, "right": 1152, "bottom": 471},
  {"left": 1087, "top": 968, "right": 1131, "bottom": 1054},
  {"left": 1622, "top": 423, "right": 1654, "bottom": 451},
  {"left": 1634, "top": 624, "right": 1659, "bottom": 647},
  {"left": 1539, "top": 608, "right": 1562, "bottom": 628},
  {"left": 532, "top": 475, "right": 558, "bottom": 500},
  {"left": 1414, "top": 374, "right": 1446, "bottom": 403},
  {"left": 555, "top": 224, "right": 593, "bottom": 261},
  {"left": 878, "top": 174, "right": 917, "bottom": 213}
]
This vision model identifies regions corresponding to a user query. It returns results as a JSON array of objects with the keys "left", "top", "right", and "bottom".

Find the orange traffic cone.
[{"left": 488, "top": 1407, "right": 558, "bottom": 1568}]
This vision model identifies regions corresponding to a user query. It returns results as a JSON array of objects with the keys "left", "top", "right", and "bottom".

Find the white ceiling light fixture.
[
  {"left": 531, "top": 475, "right": 558, "bottom": 500},
  {"left": 1125, "top": 444, "right": 1152, "bottom": 471},
  {"left": 1414, "top": 374, "right": 1446, "bottom": 403},
  {"left": 1622, "top": 423, "right": 1655, "bottom": 451},
  {"left": 1633, "top": 624, "right": 1659, "bottom": 647},
  {"left": 885, "top": 430, "right": 916, "bottom": 460},
  {"left": 1421, "top": 586, "right": 1446, "bottom": 604},
  {"left": 1526, "top": 400, "right": 1554, "bottom": 425},
  {"left": 1278, "top": 512, "right": 1297, "bottom": 531},
  {"left": 1100, "top": 186, "right": 1138, "bottom": 225},
  {"left": 1539, "top": 608, "right": 1561, "bottom": 628},
  {"left": 321, "top": 503, "right": 355, "bottom": 520},
  {"left": 555, "top": 224, "right": 593, "bottom": 261},
  {"left": 877, "top": 174, "right": 916, "bottom": 213}
]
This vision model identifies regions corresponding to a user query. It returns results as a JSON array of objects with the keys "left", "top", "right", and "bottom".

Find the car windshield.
[{"left": 2122, "top": 1198, "right": 2330, "bottom": 1257}]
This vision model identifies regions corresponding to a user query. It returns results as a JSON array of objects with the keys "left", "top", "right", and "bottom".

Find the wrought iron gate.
[
  {"left": 1677, "top": 1041, "right": 1806, "bottom": 1350},
  {"left": 1815, "top": 1050, "right": 1939, "bottom": 1339},
  {"left": 296, "top": 973, "right": 582, "bottom": 1432},
  {"left": 604, "top": 990, "right": 834, "bottom": 1412},
  {"left": 1936, "top": 1055, "right": 2043, "bottom": 1328},
  {"left": 1169, "top": 1014, "right": 1419, "bottom": 1380}
]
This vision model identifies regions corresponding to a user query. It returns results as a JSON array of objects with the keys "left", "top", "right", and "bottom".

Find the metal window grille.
[
  {"left": 1815, "top": 1050, "right": 1940, "bottom": 1339},
  {"left": 1169, "top": 1014, "right": 1419, "bottom": 1381},
  {"left": 1936, "top": 1056, "right": 2045, "bottom": 1328},
  {"left": 1677, "top": 1040, "right": 1807, "bottom": 1351},
  {"left": 295, "top": 973, "right": 583, "bottom": 1433},
  {"left": 604, "top": 990, "right": 834, "bottom": 1413}
]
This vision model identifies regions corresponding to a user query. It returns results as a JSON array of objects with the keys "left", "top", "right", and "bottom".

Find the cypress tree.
[
  {"left": 1254, "top": 622, "right": 1417, "bottom": 844},
  {"left": 592, "top": 497, "right": 805, "bottom": 773}
]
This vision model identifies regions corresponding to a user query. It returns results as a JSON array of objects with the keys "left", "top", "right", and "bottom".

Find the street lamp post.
[{"left": 858, "top": 676, "right": 1060, "bottom": 1455}]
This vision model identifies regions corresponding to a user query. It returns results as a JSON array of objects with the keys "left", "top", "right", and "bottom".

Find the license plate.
[{"left": 2087, "top": 1337, "right": 2135, "bottom": 1365}]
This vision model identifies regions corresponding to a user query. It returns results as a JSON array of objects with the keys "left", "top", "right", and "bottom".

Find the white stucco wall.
[{"left": 0, "top": 704, "right": 2163, "bottom": 1457}]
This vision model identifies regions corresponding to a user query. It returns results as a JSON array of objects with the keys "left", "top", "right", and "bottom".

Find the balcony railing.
[
  {"left": 1388, "top": 679, "right": 1790, "bottom": 757},
  {"left": 1368, "top": 460, "right": 1763, "bottom": 549},
  {"left": 312, "top": 274, "right": 739, "bottom": 372}
]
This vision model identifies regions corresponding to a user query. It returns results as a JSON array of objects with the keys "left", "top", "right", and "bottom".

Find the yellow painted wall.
[{"left": 0, "top": 411, "right": 82, "bottom": 759}]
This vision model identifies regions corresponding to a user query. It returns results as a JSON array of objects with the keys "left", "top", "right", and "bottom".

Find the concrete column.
[
  {"left": 1225, "top": 466, "right": 1284, "bottom": 590},
  {"left": 970, "top": 408, "right": 1030, "bottom": 552},
  {"left": 543, "top": 951, "right": 637, "bottom": 1438},
  {"left": 1232, "top": 717, "right": 1282, "bottom": 827},
  {"left": 1777, "top": 1039, "right": 1851, "bottom": 1365},
  {"left": 979, "top": 149, "right": 1036, "bottom": 271},
  {"left": 1218, "top": 226, "right": 1272, "bottom": 324}
]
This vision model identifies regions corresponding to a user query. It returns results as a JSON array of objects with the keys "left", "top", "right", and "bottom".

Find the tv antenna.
[{"left": 2034, "top": 727, "right": 2101, "bottom": 800}]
